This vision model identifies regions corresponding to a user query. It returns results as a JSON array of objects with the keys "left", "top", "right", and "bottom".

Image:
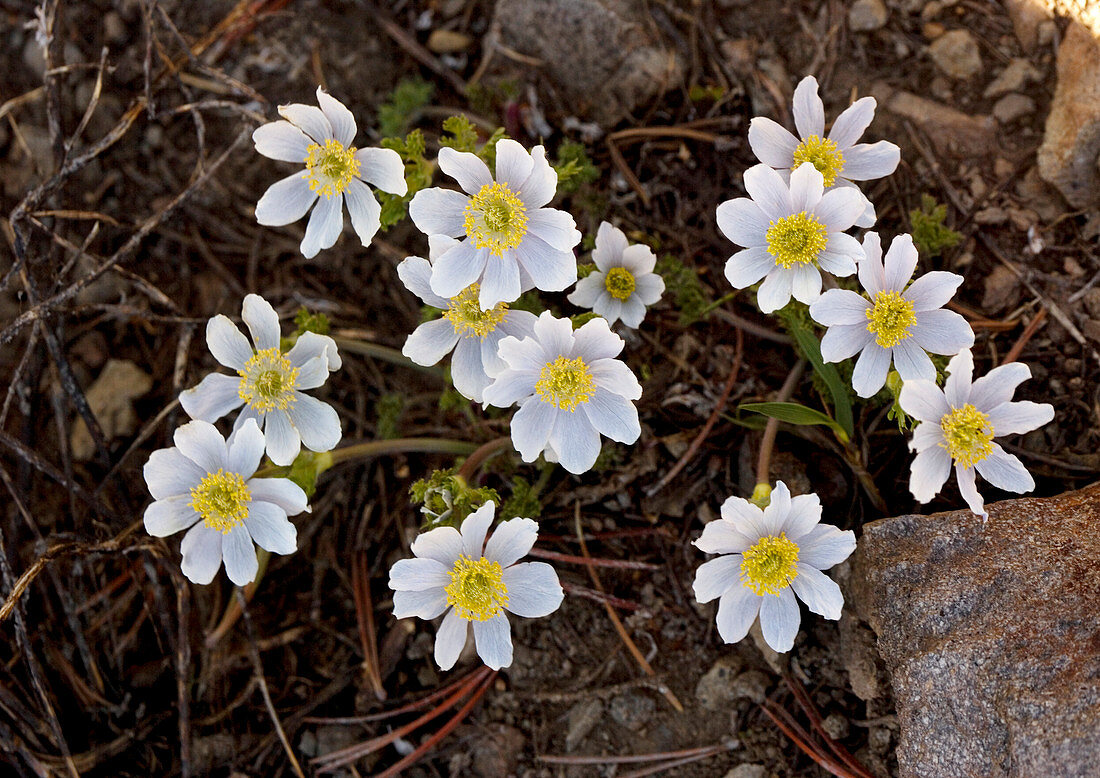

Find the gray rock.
[
  {"left": 993, "top": 93, "right": 1037, "bottom": 124},
  {"left": 493, "top": 0, "right": 684, "bottom": 126},
  {"left": 928, "top": 29, "right": 983, "bottom": 80},
  {"left": 723, "top": 765, "right": 767, "bottom": 778},
  {"left": 851, "top": 485, "right": 1100, "bottom": 778},
  {"left": 565, "top": 699, "right": 603, "bottom": 751},
  {"left": 848, "top": 0, "right": 888, "bottom": 32},
  {"left": 609, "top": 691, "right": 655, "bottom": 731},
  {"left": 694, "top": 654, "right": 745, "bottom": 711},
  {"left": 727, "top": 669, "right": 769, "bottom": 705},
  {"left": 983, "top": 58, "right": 1041, "bottom": 99}
]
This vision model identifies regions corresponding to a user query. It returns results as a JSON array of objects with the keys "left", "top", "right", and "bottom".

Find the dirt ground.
[{"left": 0, "top": 0, "right": 1094, "bottom": 776}]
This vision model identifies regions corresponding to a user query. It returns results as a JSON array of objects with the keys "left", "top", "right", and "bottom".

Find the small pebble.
[
  {"left": 848, "top": 0, "right": 888, "bottom": 32},
  {"left": 993, "top": 93, "right": 1036, "bottom": 124},
  {"left": 928, "top": 29, "right": 983, "bottom": 80}
]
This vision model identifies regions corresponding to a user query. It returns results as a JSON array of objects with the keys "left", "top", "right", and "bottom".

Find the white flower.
[
  {"left": 388, "top": 501, "right": 563, "bottom": 671},
  {"left": 567, "top": 221, "right": 665, "bottom": 328},
  {"left": 482, "top": 312, "right": 642, "bottom": 475},
  {"left": 716, "top": 164, "right": 865, "bottom": 313},
  {"left": 252, "top": 87, "right": 408, "bottom": 258},
  {"left": 408, "top": 139, "right": 580, "bottom": 309},
  {"left": 899, "top": 349, "right": 1054, "bottom": 518},
  {"left": 809, "top": 232, "right": 974, "bottom": 397},
  {"left": 748, "top": 75, "right": 900, "bottom": 227},
  {"left": 692, "top": 481, "right": 855, "bottom": 653},
  {"left": 143, "top": 419, "right": 309, "bottom": 585},
  {"left": 398, "top": 235, "right": 538, "bottom": 403},
  {"left": 180, "top": 294, "right": 342, "bottom": 466}
]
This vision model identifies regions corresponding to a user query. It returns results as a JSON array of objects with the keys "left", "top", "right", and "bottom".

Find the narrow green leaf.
[
  {"left": 787, "top": 320, "right": 854, "bottom": 438},
  {"left": 739, "top": 401, "right": 849, "bottom": 441}
]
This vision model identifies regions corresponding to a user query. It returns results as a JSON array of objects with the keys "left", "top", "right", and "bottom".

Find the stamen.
[
  {"left": 939, "top": 404, "right": 994, "bottom": 468},
  {"left": 443, "top": 284, "right": 509, "bottom": 337},
  {"left": 765, "top": 212, "right": 828, "bottom": 269},
  {"left": 190, "top": 469, "right": 251, "bottom": 533},
  {"left": 740, "top": 532, "right": 800, "bottom": 596},
  {"left": 303, "top": 139, "right": 360, "bottom": 198},
  {"left": 604, "top": 267, "right": 636, "bottom": 301},
  {"left": 535, "top": 356, "right": 596, "bottom": 412},
  {"left": 238, "top": 348, "right": 300, "bottom": 413},
  {"left": 792, "top": 134, "right": 845, "bottom": 187},
  {"left": 445, "top": 555, "right": 509, "bottom": 621},
  {"left": 865, "top": 290, "right": 917, "bottom": 348},
  {"left": 463, "top": 182, "right": 528, "bottom": 256}
]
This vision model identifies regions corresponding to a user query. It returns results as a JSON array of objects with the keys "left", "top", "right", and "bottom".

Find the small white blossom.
[
  {"left": 899, "top": 349, "right": 1054, "bottom": 518},
  {"left": 482, "top": 312, "right": 641, "bottom": 475},
  {"left": 180, "top": 294, "right": 342, "bottom": 467},
  {"left": 408, "top": 139, "right": 580, "bottom": 309},
  {"left": 748, "top": 75, "right": 900, "bottom": 227},
  {"left": 252, "top": 87, "right": 407, "bottom": 258},
  {"left": 716, "top": 164, "right": 865, "bottom": 313},
  {"left": 388, "top": 501, "right": 563, "bottom": 671},
  {"left": 567, "top": 221, "right": 664, "bottom": 328},
  {"left": 143, "top": 419, "right": 309, "bottom": 586},
  {"left": 398, "top": 235, "right": 537, "bottom": 403},
  {"left": 693, "top": 481, "right": 855, "bottom": 653},
  {"left": 809, "top": 232, "right": 974, "bottom": 397}
]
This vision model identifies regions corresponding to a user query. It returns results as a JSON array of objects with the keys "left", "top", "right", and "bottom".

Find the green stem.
[
  {"left": 328, "top": 438, "right": 479, "bottom": 465},
  {"left": 333, "top": 335, "right": 446, "bottom": 379},
  {"left": 697, "top": 291, "right": 739, "bottom": 319}
]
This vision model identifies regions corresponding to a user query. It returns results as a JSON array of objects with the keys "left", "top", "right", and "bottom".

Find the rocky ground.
[{"left": 0, "top": 0, "right": 1097, "bottom": 776}]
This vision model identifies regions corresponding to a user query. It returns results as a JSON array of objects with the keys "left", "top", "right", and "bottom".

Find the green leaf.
[
  {"left": 786, "top": 318, "right": 854, "bottom": 439},
  {"left": 739, "top": 401, "right": 849, "bottom": 442}
]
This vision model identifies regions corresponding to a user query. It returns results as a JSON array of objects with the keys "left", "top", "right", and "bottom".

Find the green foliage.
[
  {"left": 375, "top": 393, "right": 405, "bottom": 440},
  {"left": 377, "top": 129, "right": 433, "bottom": 230},
  {"left": 577, "top": 262, "right": 597, "bottom": 279},
  {"left": 440, "top": 115, "right": 507, "bottom": 168},
  {"left": 285, "top": 450, "right": 333, "bottom": 498},
  {"left": 554, "top": 139, "right": 599, "bottom": 194},
  {"left": 739, "top": 401, "right": 850, "bottom": 441},
  {"left": 776, "top": 302, "right": 854, "bottom": 441},
  {"left": 500, "top": 476, "right": 542, "bottom": 519},
  {"left": 378, "top": 77, "right": 434, "bottom": 137},
  {"left": 508, "top": 289, "right": 546, "bottom": 315},
  {"left": 293, "top": 307, "right": 331, "bottom": 337},
  {"left": 410, "top": 468, "right": 499, "bottom": 530},
  {"left": 570, "top": 312, "right": 599, "bottom": 329},
  {"left": 655, "top": 254, "right": 710, "bottom": 325},
  {"left": 910, "top": 194, "right": 962, "bottom": 258},
  {"left": 438, "top": 386, "right": 469, "bottom": 413},
  {"left": 420, "top": 305, "right": 443, "bottom": 323},
  {"left": 688, "top": 84, "right": 724, "bottom": 102},
  {"left": 465, "top": 79, "right": 519, "bottom": 116},
  {"left": 884, "top": 370, "right": 913, "bottom": 433}
]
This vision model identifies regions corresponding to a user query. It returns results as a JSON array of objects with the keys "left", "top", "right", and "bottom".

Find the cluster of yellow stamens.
[
  {"left": 740, "top": 532, "right": 800, "bottom": 596},
  {"left": 765, "top": 212, "right": 828, "bottom": 269},
  {"left": 464, "top": 182, "right": 528, "bottom": 256},
  {"left": 535, "top": 356, "right": 596, "bottom": 412},
  {"left": 792, "top": 134, "right": 845, "bottom": 187},
  {"left": 303, "top": 139, "right": 360, "bottom": 197},
  {"left": 939, "top": 404, "right": 994, "bottom": 468},
  {"left": 865, "top": 290, "right": 917, "bottom": 348},
  {"left": 604, "top": 267, "right": 636, "bottom": 301},
  {"left": 238, "top": 348, "right": 299, "bottom": 413},
  {"left": 190, "top": 469, "right": 251, "bottom": 533},
  {"left": 445, "top": 555, "right": 509, "bottom": 621},
  {"left": 444, "top": 284, "right": 509, "bottom": 338}
]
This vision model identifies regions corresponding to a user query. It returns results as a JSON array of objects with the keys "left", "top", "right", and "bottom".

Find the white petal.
[
  {"left": 572, "top": 317, "right": 624, "bottom": 361},
  {"left": 956, "top": 465, "right": 986, "bottom": 518},
  {"left": 206, "top": 315, "right": 253, "bottom": 371},
  {"left": 943, "top": 349, "right": 974, "bottom": 408},
  {"left": 761, "top": 481, "right": 792, "bottom": 537},
  {"left": 618, "top": 297, "right": 647, "bottom": 329},
  {"left": 857, "top": 232, "right": 886, "bottom": 295},
  {"left": 743, "top": 164, "right": 791, "bottom": 221},
  {"left": 484, "top": 517, "right": 538, "bottom": 568},
  {"left": 526, "top": 208, "right": 580, "bottom": 252},
  {"left": 910, "top": 309, "right": 974, "bottom": 355},
  {"left": 549, "top": 407, "right": 601, "bottom": 475},
  {"left": 910, "top": 445, "right": 952, "bottom": 502},
  {"left": 293, "top": 355, "right": 331, "bottom": 390},
  {"left": 394, "top": 588, "right": 449, "bottom": 620},
  {"left": 583, "top": 388, "right": 640, "bottom": 444},
  {"left": 434, "top": 608, "right": 468, "bottom": 669},
  {"left": 892, "top": 339, "right": 936, "bottom": 382},
  {"left": 288, "top": 393, "right": 341, "bottom": 453},
  {"left": 694, "top": 518, "right": 755, "bottom": 555},
  {"left": 986, "top": 401, "right": 1054, "bottom": 436},
  {"left": 482, "top": 367, "right": 537, "bottom": 408},
  {"left": 797, "top": 525, "right": 856, "bottom": 569},
  {"left": 511, "top": 236, "right": 577, "bottom": 293},
  {"left": 828, "top": 96, "right": 876, "bottom": 148},
  {"left": 852, "top": 342, "right": 892, "bottom": 397},
  {"left": 242, "top": 294, "right": 281, "bottom": 352},
  {"left": 517, "top": 145, "right": 558, "bottom": 209},
  {"left": 344, "top": 178, "right": 381, "bottom": 247},
  {"left": 717, "top": 198, "right": 770, "bottom": 247},
  {"left": 757, "top": 269, "right": 793, "bottom": 314},
  {"left": 300, "top": 193, "right": 344, "bottom": 259},
  {"left": 591, "top": 221, "right": 628, "bottom": 270},
  {"left": 975, "top": 445, "right": 1035, "bottom": 494},
  {"left": 790, "top": 264, "right": 822, "bottom": 304},
  {"left": 759, "top": 587, "right": 800, "bottom": 653},
  {"left": 621, "top": 244, "right": 657, "bottom": 276},
  {"left": 495, "top": 139, "right": 533, "bottom": 190},
  {"left": 814, "top": 187, "right": 864, "bottom": 232},
  {"left": 244, "top": 500, "right": 297, "bottom": 555},
  {"left": 263, "top": 410, "right": 301, "bottom": 466},
  {"left": 222, "top": 524, "right": 259, "bottom": 586},
  {"left": 818, "top": 239, "right": 861, "bottom": 276},
  {"left": 397, "top": 256, "right": 450, "bottom": 308},
  {"left": 388, "top": 557, "right": 451, "bottom": 591},
  {"left": 904, "top": 270, "right": 962, "bottom": 311},
  {"left": 461, "top": 502, "right": 496, "bottom": 559},
  {"left": 144, "top": 447, "right": 205, "bottom": 500},
  {"left": 789, "top": 164, "right": 824, "bottom": 213},
  {"left": 911, "top": 422, "right": 943, "bottom": 453},
  {"left": 355, "top": 147, "right": 407, "bottom": 195},
  {"left": 511, "top": 398, "right": 556, "bottom": 462},
  {"left": 568, "top": 275, "right": 603, "bottom": 309},
  {"left": 633, "top": 273, "right": 664, "bottom": 305},
  {"left": 315, "top": 87, "right": 356, "bottom": 147},
  {"left": 174, "top": 420, "right": 228, "bottom": 473},
  {"left": 226, "top": 417, "right": 265, "bottom": 476},
  {"left": 588, "top": 359, "right": 641, "bottom": 400},
  {"left": 883, "top": 234, "right": 918, "bottom": 292},
  {"left": 449, "top": 336, "right": 487, "bottom": 402},
  {"left": 781, "top": 493, "right": 822, "bottom": 540},
  {"left": 790, "top": 565, "right": 844, "bottom": 620},
  {"left": 252, "top": 121, "right": 312, "bottom": 163},
  {"left": 411, "top": 526, "right": 464, "bottom": 567},
  {"left": 820, "top": 323, "right": 874, "bottom": 363},
  {"left": 472, "top": 612, "right": 513, "bottom": 670},
  {"left": 409, "top": 187, "right": 469, "bottom": 237},
  {"left": 968, "top": 362, "right": 1031, "bottom": 412},
  {"left": 438, "top": 147, "right": 492, "bottom": 194},
  {"left": 841, "top": 141, "right": 900, "bottom": 180},
  {"left": 430, "top": 240, "right": 488, "bottom": 298},
  {"left": 899, "top": 380, "right": 949, "bottom": 423},
  {"left": 748, "top": 116, "right": 799, "bottom": 167},
  {"left": 480, "top": 256, "right": 523, "bottom": 308},
  {"left": 144, "top": 496, "right": 201, "bottom": 537},
  {"left": 810, "top": 289, "right": 870, "bottom": 326},
  {"left": 693, "top": 555, "right": 743, "bottom": 603},
  {"left": 793, "top": 75, "right": 825, "bottom": 139},
  {"left": 501, "top": 562, "right": 563, "bottom": 617},
  {"left": 248, "top": 478, "right": 309, "bottom": 516},
  {"left": 532, "top": 310, "right": 575, "bottom": 358},
  {"left": 403, "top": 318, "right": 461, "bottom": 366},
  {"left": 715, "top": 586, "right": 762, "bottom": 645},
  {"left": 180, "top": 524, "right": 223, "bottom": 585},
  {"left": 725, "top": 246, "right": 775, "bottom": 289},
  {"left": 179, "top": 373, "right": 244, "bottom": 423},
  {"left": 852, "top": 191, "right": 877, "bottom": 228},
  {"left": 278, "top": 102, "right": 332, "bottom": 144}
]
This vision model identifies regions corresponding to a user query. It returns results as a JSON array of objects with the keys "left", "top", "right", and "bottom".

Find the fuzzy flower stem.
[
  {"left": 755, "top": 361, "right": 806, "bottom": 485},
  {"left": 455, "top": 436, "right": 512, "bottom": 481},
  {"left": 333, "top": 336, "right": 446, "bottom": 379},
  {"left": 328, "top": 438, "right": 479, "bottom": 465}
]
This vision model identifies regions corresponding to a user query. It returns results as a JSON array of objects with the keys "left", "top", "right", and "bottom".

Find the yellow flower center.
[
  {"left": 443, "top": 283, "right": 509, "bottom": 338},
  {"left": 190, "top": 469, "right": 251, "bottom": 533},
  {"left": 464, "top": 182, "right": 528, "bottom": 257},
  {"left": 792, "top": 134, "right": 845, "bottom": 187},
  {"left": 535, "top": 356, "right": 596, "bottom": 411},
  {"left": 303, "top": 138, "right": 360, "bottom": 197},
  {"left": 939, "top": 404, "right": 994, "bottom": 468},
  {"left": 445, "top": 554, "right": 509, "bottom": 621},
  {"left": 765, "top": 212, "right": 828, "bottom": 269},
  {"left": 238, "top": 347, "right": 300, "bottom": 413},
  {"left": 740, "top": 532, "right": 800, "bottom": 596},
  {"left": 865, "top": 291, "right": 917, "bottom": 348},
  {"left": 604, "top": 267, "right": 636, "bottom": 301}
]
